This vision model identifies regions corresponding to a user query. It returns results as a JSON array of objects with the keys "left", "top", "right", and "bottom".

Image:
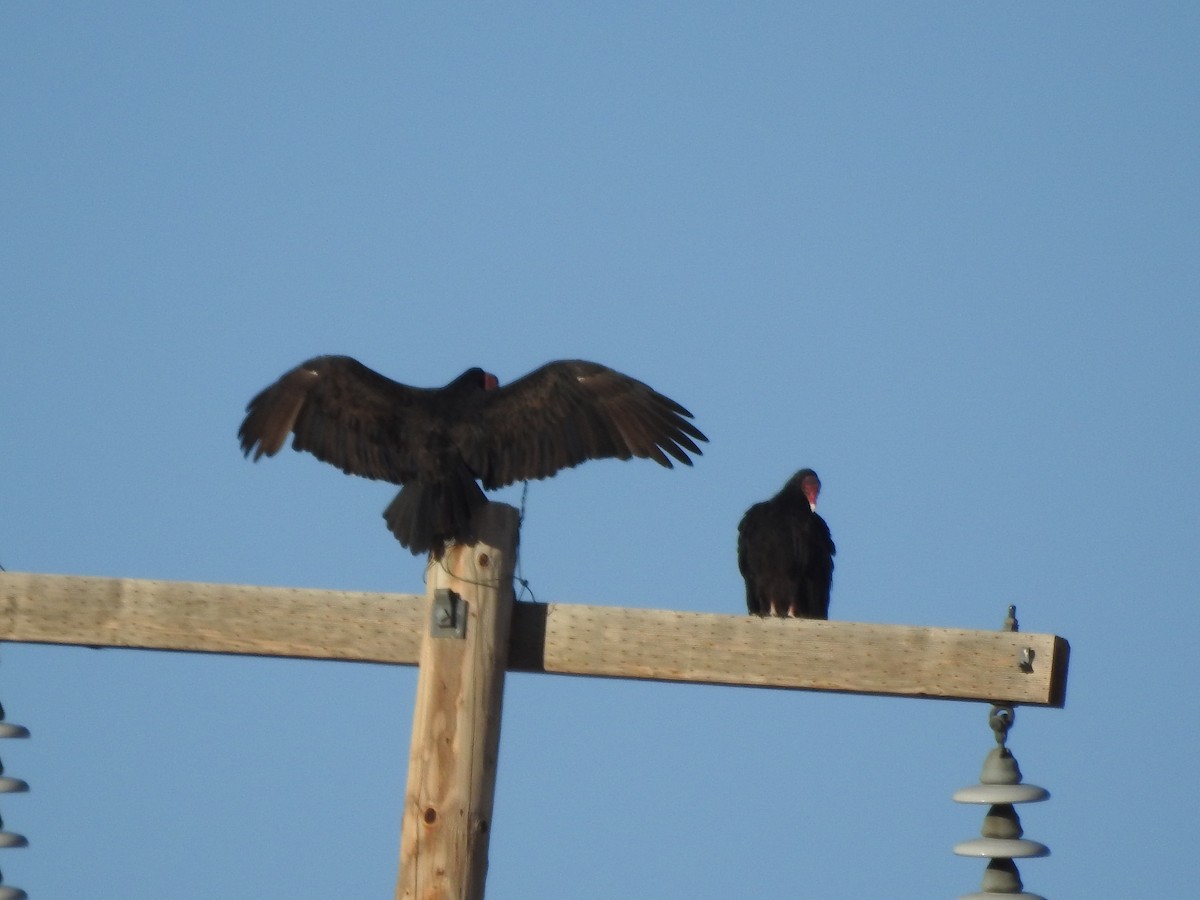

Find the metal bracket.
[{"left": 431, "top": 589, "right": 468, "bottom": 639}]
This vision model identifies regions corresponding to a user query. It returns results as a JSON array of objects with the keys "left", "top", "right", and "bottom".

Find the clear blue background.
[{"left": 3, "top": 3, "right": 1197, "bottom": 897}]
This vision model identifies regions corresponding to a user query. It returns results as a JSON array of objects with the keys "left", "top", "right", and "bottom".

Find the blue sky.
[{"left": 2, "top": 3, "right": 1197, "bottom": 897}]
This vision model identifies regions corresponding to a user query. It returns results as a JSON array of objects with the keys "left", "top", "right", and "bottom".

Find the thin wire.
[
  {"left": 417, "top": 487, "right": 537, "bottom": 600},
  {"left": 426, "top": 551, "right": 502, "bottom": 591},
  {"left": 513, "top": 482, "right": 536, "bottom": 603}
]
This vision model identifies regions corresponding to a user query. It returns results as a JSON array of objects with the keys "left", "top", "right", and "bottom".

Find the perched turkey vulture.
[
  {"left": 238, "top": 355, "right": 707, "bottom": 557},
  {"left": 737, "top": 468, "right": 836, "bottom": 619}
]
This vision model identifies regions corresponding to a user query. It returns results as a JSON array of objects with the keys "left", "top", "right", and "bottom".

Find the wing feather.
[
  {"left": 238, "top": 355, "right": 429, "bottom": 483},
  {"left": 458, "top": 360, "right": 708, "bottom": 489}
]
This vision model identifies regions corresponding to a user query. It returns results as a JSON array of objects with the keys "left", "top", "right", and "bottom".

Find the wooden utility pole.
[
  {"left": 0, "top": 502, "right": 1070, "bottom": 898},
  {"left": 398, "top": 503, "right": 518, "bottom": 900}
]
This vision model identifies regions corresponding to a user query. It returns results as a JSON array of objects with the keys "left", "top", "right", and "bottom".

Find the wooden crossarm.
[
  {"left": 0, "top": 570, "right": 1068, "bottom": 707},
  {"left": 511, "top": 602, "right": 1068, "bottom": 707}
]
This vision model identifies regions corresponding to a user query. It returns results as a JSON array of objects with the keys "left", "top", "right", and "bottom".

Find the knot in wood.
[
  {"left": 423, "top": 807, "right": 438, "bottom": 825},
  {"left": 477, "top": 552, "right": 491, "bottom": 568}
]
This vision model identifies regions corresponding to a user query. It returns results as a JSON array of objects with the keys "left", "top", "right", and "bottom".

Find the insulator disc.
[
  {"left": 953, "top": 783, "right": 1049, "bottom": 804},
  {"left": 0, "top": 832, "right": 27, "bottom": 848},
  {"left": 954, "top": 837, "right": 1049, "bottom": 859},
  {"left": 0, "top": 887, "right": 28, "bottom": 900},
  {"left": 958, "top": 893, "right": 1045, "bottom": 899},
  {"left": 0, "top": 726, "right": 28, "bottom": 740},
  {"left": 0, "top": 779, "right": 27, "bottom": 795}
]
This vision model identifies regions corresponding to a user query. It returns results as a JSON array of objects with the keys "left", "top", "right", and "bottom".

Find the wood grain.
[
  {"left": 0, "top": 572, "right": 1067, "bottom": 706},
  {"left": 526, "top": 604, "right": 1067, "bottom": 707},
  {"left": 0, "top": 569, "right": 423, "bottom": 662},
  {"left": 397, "top": 503, "right": 519, "bottom": 900}
]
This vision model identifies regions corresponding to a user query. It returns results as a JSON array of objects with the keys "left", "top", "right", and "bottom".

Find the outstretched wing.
[
  {"left": 237, "top": 355, "right": 431, "bottom": 483},
  {"left": 460, "top": 360, "right": 708, "bottom": 489}
]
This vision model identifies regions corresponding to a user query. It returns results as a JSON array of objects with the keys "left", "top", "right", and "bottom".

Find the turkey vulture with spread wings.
[
  {"left": 238, "top": 355, "right": 707, "bottom": 556},
  {"left": 737, "top": 468, "right": 836, "bottom": 619}
]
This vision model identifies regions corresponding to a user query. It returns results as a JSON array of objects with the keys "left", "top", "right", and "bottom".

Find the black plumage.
[
  {"left": 737, "top": 468, "right": 836, "bottom": 619},
  {"left": 238, "top": 355, "right": 707, "bottom": 556}
]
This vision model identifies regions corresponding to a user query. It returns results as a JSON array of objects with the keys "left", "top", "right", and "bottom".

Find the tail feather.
[{"left": 383, "top": 466, "right": 487, "bottom": 558}]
